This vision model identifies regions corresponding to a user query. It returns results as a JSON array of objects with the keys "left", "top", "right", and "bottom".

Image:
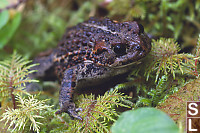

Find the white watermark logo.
[{"left": 187, "top": 101, "right": 200, "bottom": 132}]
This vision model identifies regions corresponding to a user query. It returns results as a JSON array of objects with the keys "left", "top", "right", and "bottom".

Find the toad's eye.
[{"left": 113, "top": 44, "right": 126, "bottom": 55}]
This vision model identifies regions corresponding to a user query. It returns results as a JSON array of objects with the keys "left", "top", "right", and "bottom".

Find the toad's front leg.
[{"left": 55, "top": 66, "right": 82, "bottom": 120}]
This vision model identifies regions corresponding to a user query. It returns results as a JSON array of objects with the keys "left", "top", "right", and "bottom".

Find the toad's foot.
[{"left": 55, "top": 101, "right": 83, "bottom": 121}]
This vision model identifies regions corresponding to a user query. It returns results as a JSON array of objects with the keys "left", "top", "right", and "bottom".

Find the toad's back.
[{"left": 52, "top": 17, "right": 151, "bottom": 78}]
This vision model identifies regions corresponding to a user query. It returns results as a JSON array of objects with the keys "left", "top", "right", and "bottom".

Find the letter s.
[{"left": 188, "top": 103, "right": 198, "bottom": 116}]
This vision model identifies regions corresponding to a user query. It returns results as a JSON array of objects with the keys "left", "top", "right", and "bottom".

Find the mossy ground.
[{"left": 0, "top": 0, "right": 199, "bottom": 132}]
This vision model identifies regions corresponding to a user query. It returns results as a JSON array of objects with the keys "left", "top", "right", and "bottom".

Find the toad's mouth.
[
  {"left": 109, "top": 51, "right": 145, "bottom": 68},
  {"left": 112, "top": 60, "right": 142, "bottom": 69}
]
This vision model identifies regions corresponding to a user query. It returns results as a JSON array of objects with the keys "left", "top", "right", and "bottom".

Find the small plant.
[
  {"left": 0, "top": 52, "right": 53, "bottom": 133},
  {"left": 146, "top": 38, "right": 198, "bottom": 82},
  {"left": 0, "top": 52, "right": 38, "bottom": 109},
  {"left": 0, "top": 94, "right": 52, "bottom": 133},
  {"left": 68, "top": 89, "right": 132, "bottom": 133}
]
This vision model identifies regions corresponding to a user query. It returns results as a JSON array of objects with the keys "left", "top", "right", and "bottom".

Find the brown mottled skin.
[{"left": 32, "top": 17, "right": 151, "bottom": 120}]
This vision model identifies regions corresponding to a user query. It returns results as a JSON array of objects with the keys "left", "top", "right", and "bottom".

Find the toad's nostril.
[{"left": 135, "top": 45, "right": 143, "bottom": 51}]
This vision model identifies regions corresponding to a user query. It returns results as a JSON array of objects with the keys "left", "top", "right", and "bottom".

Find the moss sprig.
[
  {"left": 146, "top": 38, "right": 198, "bottom": 82},
  {"left": 0, "top": 52, "right": 38, "bottom": 109},
  {"left": 0, "top": 94, "right": 53, "bottom": 133},
  {"left": 68, "top": 89, "right": 132, "bottom": 133},
  {"left": 0, "top": 52, "right": 54, "bottom": 133}
]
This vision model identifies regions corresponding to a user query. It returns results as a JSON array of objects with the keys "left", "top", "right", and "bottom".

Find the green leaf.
[
  {"left": 0, "top": 0, "right": 9, "bottom": 30},
  {"left": 0, "top": 12, "right": 21, "bottom": 49},
  {"left": 111, "top": 107, "right": 179, "bottom": 133},
  {"left": 0, "top": 0, "right": 8, "bottom": 8},
  {"left": 0, "top": 11, "right": 9, "bottom": 29}
]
